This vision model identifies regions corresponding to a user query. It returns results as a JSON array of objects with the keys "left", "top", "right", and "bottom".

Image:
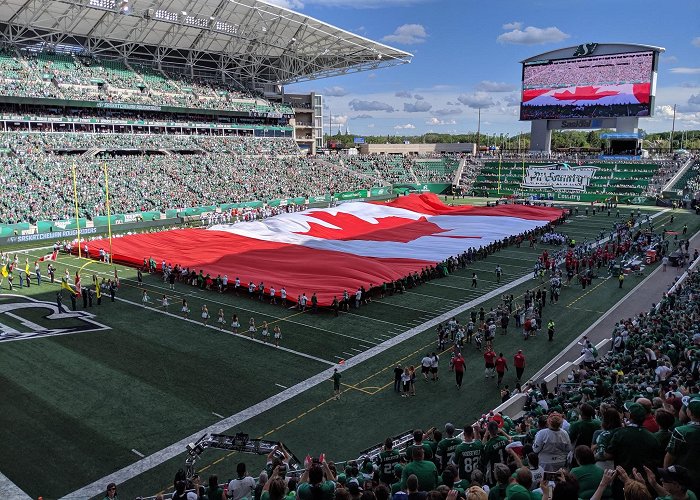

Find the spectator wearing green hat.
[{"left": 608, "top": 402, "right": 662, "bottom": 476}]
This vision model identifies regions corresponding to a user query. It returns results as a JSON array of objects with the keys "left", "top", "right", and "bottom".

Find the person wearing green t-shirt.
[
  {"left": 377, "top": 438, "right": 402, "bottom": 485},
  {"left": 570, "top": 446, "right": 610, "bottom": 500},
  {"left": 400, "top": 446, "right": 438, "bottom": 492},
  {"left": 437, "top": 423, "right": 463, "bottom": 472},
  {"left": 454, "top": 426, "right": 484, "bottom": 481},
  {"left": 608, "top": 403, "right": 662, "bottom": 473},
  {"left": 505, "top": 467, "right": 536, "bottom": 500},
  {"left": 568, "top": 403, "right": 601, "bottom": 449}
]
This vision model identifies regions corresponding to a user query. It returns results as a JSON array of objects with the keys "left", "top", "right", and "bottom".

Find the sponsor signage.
[
  {"left": 96, "top": 102, "right": 162, "bottom": 112},
  {"left": 6, "top": 227, "right": 98, "bottom": 244},
  {"left": 573, "top": 43, "right": 599, "bottom": 57},
  {"left": 521, "top": 163, "right": 598, "bottom": 192},
  {"left": 353, "top": 137, "right": 365, "bottom": 144}
]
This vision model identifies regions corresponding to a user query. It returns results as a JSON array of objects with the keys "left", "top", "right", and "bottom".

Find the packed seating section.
[{"left": 0, "top": 50, "right": 293, "bottom": 115}]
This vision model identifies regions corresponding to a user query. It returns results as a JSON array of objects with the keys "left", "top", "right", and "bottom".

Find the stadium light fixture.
[
  {"left": 119, "top": 0, "right": 129, "bottom": 14},
  {"left": 89, "top": 0, "right": 117, "bottom": 9}
]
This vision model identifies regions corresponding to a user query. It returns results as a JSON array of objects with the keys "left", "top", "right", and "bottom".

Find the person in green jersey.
[
  {"left": 437, "top": 423, "right": 463, "bottom": 472},
  {"left": 483, "top": 422, "right": 510, "bottom": 485},
  {"left": 377, "top": 438, "right": 402, "bottom": 485},
  {"left": 665, "top": 398, "right": 700, "bottom": 494},
  {"left": 504, "top": 468, "right": 534, "bottom": 500},
  {"left": 404, "top": 429, "right": 435, "bottom": 462},
  {"left": 609, "top": 403, "right": 662, "bottom": 473},
  {"left": 332, "top": 369, "right": 341, "bottom": 400},
  {"left": 454, "top": 426, "right": 484, "bottom": 481}
]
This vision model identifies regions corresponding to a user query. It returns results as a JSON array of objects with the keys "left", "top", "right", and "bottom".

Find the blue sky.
[{"left": 272, "top": 0, "right": 700, "bottom": 136}]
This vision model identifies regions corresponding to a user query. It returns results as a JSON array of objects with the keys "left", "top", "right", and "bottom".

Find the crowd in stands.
[
  {"left": 325, "top": 155, "right": 459, "bottom": 184},
  {"left": 523, "top": 53, "right": 653, "bottom": 89},
  {"left": 0, "top": 50, "right": 293, "bottom": 115}
]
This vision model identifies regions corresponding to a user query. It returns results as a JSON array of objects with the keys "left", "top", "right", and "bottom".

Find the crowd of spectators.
[
  {"left": 523, "top": 53, "right": 653, "bottom": 89},
  {"left": 325, "top": 155, "right": 460, "bottom": 185},
  {"left": 0, "top": 50, "right": 293, "bottom": 114}
]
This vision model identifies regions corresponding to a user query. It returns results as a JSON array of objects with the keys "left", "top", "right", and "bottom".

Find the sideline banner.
[{"left": 521, "top": 163, "right": 598, "bottom": 192}]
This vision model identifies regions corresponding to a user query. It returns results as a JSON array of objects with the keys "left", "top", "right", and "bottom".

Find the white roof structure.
[{"left": 0, "top": 0, "right": 412, "bottom": 88}]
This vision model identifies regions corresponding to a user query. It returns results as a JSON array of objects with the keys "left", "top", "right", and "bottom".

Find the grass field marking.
[
  {"left": 0, "top": 471, "right": 31, "bottom": 500},
  {"left": 343, "top": 310, "right": 410, "bottom": 328},
  {"left": 425, "top": 281, "right": 488, "bottom": 292},
  {"left": 404, "top": 290, "right": 464, "bottom": 306},
  {"left": 131, "top": 449, "right": 145, "bottom": 458},
  {"left": 341, "top": 382, "right": 375, "bottom": 395},
  {"left": 17, "top": 251, "right": 380, "bottom": 350},
  {"left": 566, "top": 276, "right": 611, "bottom": 307},
  {"left": 212, "top": 412, "right": 225, "bottom": 419},
  {"left": 275, "top": 383, "right": 288, "bottom": 389},
  {"left": 565, "top": 306, "right": 606, "bottom": 314},
  {"left": 370, "top": 300, "right": 434, "bottom": 315},
  {"left": 113, "top": 294, "right": 337, "bottom": 367}
]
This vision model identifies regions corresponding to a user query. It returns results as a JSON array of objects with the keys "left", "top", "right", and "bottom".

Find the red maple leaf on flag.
[
  {"left": 553, "top": 86, "right": 620, "bottom": 101},
  {"left": 295, "top": 212, "right": 476, "bottom": 243}
]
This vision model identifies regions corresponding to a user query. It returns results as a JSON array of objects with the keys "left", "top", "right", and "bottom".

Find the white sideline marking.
[
  {"left": 212, "top": 412, "right": 225, "bottom": 419},
  {"left": 275, "top": 383, "right": 288, "bottom": 389},
  {"left": 131, "top": 449, "right": 145, "bottom": 458},
  {"left": 0, "top": 471, "right": 31, "bottom": 499}
]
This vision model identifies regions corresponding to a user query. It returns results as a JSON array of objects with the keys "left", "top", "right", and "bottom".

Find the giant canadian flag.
[
  {"left": 99, "top": 194, "right": 564, "bottom": 305},
  {"left": 522, "top": 82, "right": 650, "bottom": 107}
]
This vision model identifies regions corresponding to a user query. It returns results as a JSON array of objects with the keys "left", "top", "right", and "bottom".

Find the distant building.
[{"left": 358, "top": 143, "right": 476, "bottom": 156}]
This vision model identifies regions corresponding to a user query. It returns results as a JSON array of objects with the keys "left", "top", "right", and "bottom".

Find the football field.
[{"left": 0, "top": 203, "right": 697, "bottom": 499}]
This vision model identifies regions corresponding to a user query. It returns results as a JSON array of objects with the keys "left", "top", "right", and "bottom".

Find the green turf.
[{"left": 0, "top": 204, "right": 697, "bottom": 499}]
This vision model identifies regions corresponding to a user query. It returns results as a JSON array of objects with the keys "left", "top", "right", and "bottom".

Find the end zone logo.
[
  {"left": 0, "top": 295, "right": 110, "bottom": 342},
  {"left": 521, "top": 163, "right": 598, "bottom": 192}
]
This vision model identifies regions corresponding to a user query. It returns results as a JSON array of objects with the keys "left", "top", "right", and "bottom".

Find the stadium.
[{"left": 0, "top": 1, "right": 699, "bottom": 500}]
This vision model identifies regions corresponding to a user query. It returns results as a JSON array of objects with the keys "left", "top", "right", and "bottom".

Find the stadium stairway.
[
  {"left": 312, "top": 157, "right": 386, "bottom": 186},
  {"left": 663, "top": 156, "right": 694, "bottom": 192}
]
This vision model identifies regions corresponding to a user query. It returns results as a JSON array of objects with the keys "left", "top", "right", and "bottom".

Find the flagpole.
[
  {"left": 72, "top": 161, "right": 82, "bottom": 259},
  {"left": 498, "top": 155, "right": 502, "bottom": 196},
  {"left": 103, "top": 162, "right": 114, "bottom": 265}
]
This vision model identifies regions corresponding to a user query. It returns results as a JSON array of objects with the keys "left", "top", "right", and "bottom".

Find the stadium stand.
[{"left": 464, "top": 158, "right": 680, "bottom": 201}]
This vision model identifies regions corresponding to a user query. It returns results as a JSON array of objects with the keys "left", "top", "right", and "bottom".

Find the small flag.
[
  {"left": 39, "top": 250, "right": 58, "bottom": 262},
  {"left": 74, "top": 273, "right": 82, "bottom": 297},
  {"left": 61, "top": 279, "right": 77, "bottom": 296},
  {"left": 338, "top": 359, "right": 345, "bottom": 365},
  {"left": 0, "top": 265, "right": 7, "bottom": 278}
]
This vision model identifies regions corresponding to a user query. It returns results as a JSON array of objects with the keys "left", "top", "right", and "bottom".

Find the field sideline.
[{"left": 0, "top": 203, "right": 697, "bottom": 499}]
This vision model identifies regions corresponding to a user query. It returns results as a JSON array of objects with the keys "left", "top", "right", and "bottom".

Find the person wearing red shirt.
[
  {"left": 513, "top": 350, "right": 526, "bottom": 382},
  {"left": 495, "top": 353, "right": 508, "bottom": 387},
  {"left": 483, "top": 348, "right": 496, "bottom": 379},
  {"left": 452, "top": 353, "right": 466, "bottom": 389}
]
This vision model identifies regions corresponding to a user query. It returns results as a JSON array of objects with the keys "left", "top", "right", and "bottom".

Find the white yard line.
[
  {"left": 0, "top": 472, "right": 31, "bottom": 500},
  {"left": 131, "top": 449, "right": 145, "bottom": 458},
  {"left": 212, "top": 412, "right": 225, "bottom": 419}
]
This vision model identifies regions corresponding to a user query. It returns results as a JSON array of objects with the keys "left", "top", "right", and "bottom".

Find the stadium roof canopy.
[{"left": 0, "top": 0, "right": 413, "bottom": 88}]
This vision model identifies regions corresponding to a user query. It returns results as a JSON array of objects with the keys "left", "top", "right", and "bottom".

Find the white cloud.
[
  {"left": 497, "top": 25, "right": 569, "bottom": 45},
  {"left": 394, "top": 123, "right": 416, "bottom": 129},
  {"left": 331, "top": 114, "right": 348, "bottom": 125},
  {"left": 457, "top": 92, "right": 496, "bottom": 108},
  {"left": 414, "top": 94, "right": 424, "bottom": 100},
  {"left": 367, "top": 73, "right": 377, "bottom": 79},
  {"left": 382, "top": 24, "right": 428, "bottom": 45},
  {"left": 395, "top": 91, "right": 413, "bottom": 98},
  {"left": 353, "top": 114, "right": 374, "bottom": 119},
  {"left": 692, "top": 37, "right": 700, "bottom": 47},
  {"left": 434, "top": 108, "right": 463, "bottom": 116},
  {"left": 670, "top": 67, "right": 700, "bottom": 74},
  {"left": 265, "top": 0, "right": 305, "bottom": 9},
  {"left": 367, "top": 123, "right": 375, "bottom": 128},
  {"left": 403, "top": 101, "right": 432, "bottom": 112},
  {"left": 426, "top": 117, "right": 457, "bottom": 125},
  {"left": 323, "top": 86, "right": 348, "bottom": 97},
  {"left": 476, "top": 80, "right": 517, "bottom": 92},
  {"left": 502, "top": 21, "right": 522, "bottom": 30},
  {"left": 661, "top": 54, "right": 678, "bottom": 64},
  {"left": 349, "top": 99, "right": 395, "bottom": 112}
]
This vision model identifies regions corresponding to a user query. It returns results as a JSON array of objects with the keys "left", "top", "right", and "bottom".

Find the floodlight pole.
[
  {"left": 476, "top": 107, "right": 481, "bottom": 157},
  {"left": 669, "top": 104, "right": 676, "bottom": 153}
]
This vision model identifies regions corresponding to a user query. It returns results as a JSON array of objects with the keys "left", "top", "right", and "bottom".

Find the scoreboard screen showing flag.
[{"left": 520, "top": 51, "right": 654, "bottom": 120}]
